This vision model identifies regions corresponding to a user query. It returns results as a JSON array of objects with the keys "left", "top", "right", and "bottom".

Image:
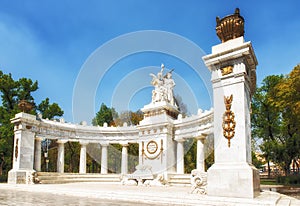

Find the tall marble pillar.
[
  {"left": 176, "top": 139, "right": 184, "bottom": 174},
  {"left": 79, "top": 141, "right": 88, "bottom": 174},
  {"left": 34, "top": 136, "right": 43, "bottom": 172},
  {"left": 202, "top": 9, "right": 260, "bottom": 198},
  {"left": 121, "top": 142, "right": 129, "bottom": 174},
  {"left": 57, "top": 140, "right": 66, "bottom": 173},
  {"left": 196, "top": 137, "right": 205, "bottom": 172},
  {"left": 8, "top": 113, "right": 36, "bottom": 184},
  {"left": 101, "top": 143, "right": 108, "bottom": 174}
]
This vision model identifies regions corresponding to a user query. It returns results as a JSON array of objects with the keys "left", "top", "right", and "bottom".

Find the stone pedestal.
[
  {"left": 138, "top": 101, "right": 178, "bottom": 175},
  {"left": 203, "top": 37, "right": 260, "bottom": 198},
  {"left": 8, "top": 113, "right": 36, "bottom": 184}
]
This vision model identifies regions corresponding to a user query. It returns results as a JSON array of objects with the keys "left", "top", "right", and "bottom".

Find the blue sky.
[{"left": 0, "top": 1, "right": 299, "bottom": 123}]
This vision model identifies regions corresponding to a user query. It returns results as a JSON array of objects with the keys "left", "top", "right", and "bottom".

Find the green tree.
[
  {"left": 252, "top": 68, "right": 300, "bottom": 176},
  {"left": 128, "top": 143, "right": 139, "bottom": 173},
  {"left": 17, "top": 78, "right": 38, "bottom": 103},
  {"left": 0, "top": 71, "right": 38, "bottom": 178},
  {"left": 251, "top": 75, "right": 283, "bottom": 177},
  {"left": 0, "top": 70, "right": 64, "bottom": 179},
  {"left": 184, "top": 139, "right": 197, "bottom": 173},
  {"left": 271, "top": 65, "right": 300, "bottom": 174},
  {"left": 92, "top": 103, "right": 117, "bottom": 126},
  {"left": 37, "top": 97, "right": 64, "bottom": 119}
]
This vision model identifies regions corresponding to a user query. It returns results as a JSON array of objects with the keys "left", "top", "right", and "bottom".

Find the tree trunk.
[
  {"left": 0, "top": 154, "right": 5, "bottom": 176},
  {"left": 285, "top": 160, "right": 291, "bottom": 176},
  {"left": 267, "top": 160, "right": 271, "bottom": 178}
]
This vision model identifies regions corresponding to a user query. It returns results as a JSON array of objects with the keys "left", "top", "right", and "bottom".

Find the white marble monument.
[
  {"left": 8, "top": 113, "right": 36, "bottom": 184},
  {"left": 202, "top": 8, "right": 260, "bottom": 198},
  {"left": 138, "top": 64, "right": 179, "bottom": 176}
]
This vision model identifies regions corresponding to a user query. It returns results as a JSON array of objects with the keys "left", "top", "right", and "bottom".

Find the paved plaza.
[{"left": 0, "top": 183, "right": 299, "bottom": 206}]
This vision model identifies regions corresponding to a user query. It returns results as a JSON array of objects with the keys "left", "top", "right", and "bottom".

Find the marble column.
[
  {"left": 121, "top": 143, "right": 129, "bottom": 174},
  {"left": 196, "top": 137, "right": 206, "bottom": 172},
  {"left": 57, "top": 140, "right": 66, "bottom": 173},
  {"left": 33, "top": 137, "right": 43, "bottom": 172},
  {"left": 8, "top": 113, "right": 36, "bottom": 184},
  {"left": 203, "top": 35, "right": 260, "bottom": 198},
  {"left": 79, "top": 141, "right": 88, "bottom": 174},
  {"left": 101, "top": 143, "right": 108, "bottom": 174},
  {"left": 176, "top": 139, "right": 185, "bottom": 174}
]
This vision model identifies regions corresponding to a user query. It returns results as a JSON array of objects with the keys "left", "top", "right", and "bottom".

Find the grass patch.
[{"left": 260, "top": 178, "right": 278, "bottom": 185}]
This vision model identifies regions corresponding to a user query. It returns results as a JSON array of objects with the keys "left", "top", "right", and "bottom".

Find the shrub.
[
  {"left": 276, "top": 175, "right": 300, "bottom": 185},
  {"left": 0, "top": 175, "right": 8, "bottom": 183}
]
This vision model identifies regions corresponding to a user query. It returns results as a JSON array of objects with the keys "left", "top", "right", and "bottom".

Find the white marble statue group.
[{"left": 150, "top": 64, "right": 175, "bottom": 106}]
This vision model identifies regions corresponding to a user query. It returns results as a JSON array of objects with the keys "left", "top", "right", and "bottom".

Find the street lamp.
[
  {"left": 44, "top": 151, "right": 49, "bottom": 172},
  {"left": 43, "top": 138, "right": 50, "bottom": 172}
]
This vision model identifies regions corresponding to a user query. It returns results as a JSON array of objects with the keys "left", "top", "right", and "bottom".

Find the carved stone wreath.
[{"left": 146, "top": 140, "right": 158, "bottom": 154}]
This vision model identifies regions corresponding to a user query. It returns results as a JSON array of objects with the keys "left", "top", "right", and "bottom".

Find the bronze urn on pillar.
[
  {"left": 18, "top": 100, "right": 33, "bottom": 113},
  {"left": 216, "top": 8, "right": 245, "bottom": 43}
]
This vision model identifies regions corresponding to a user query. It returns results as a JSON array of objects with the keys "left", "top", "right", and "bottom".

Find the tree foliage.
[
  {"left": 92, "top": 103, "right": 117, "bottom": 126},
  {"left": 37, "top": 97, "right": 64, "bottom": 119},
  {"left": 114, "top": 110, "right": 143, "bottom": 126},
  {"left": 0, "top": 70, "right": 64, "bottom": 179},
  {"left": 92, "top": 103, "right": 144, "bottom": 127},
  {"left": 251, "top": 65, "right": 300, "bottom": 175}
]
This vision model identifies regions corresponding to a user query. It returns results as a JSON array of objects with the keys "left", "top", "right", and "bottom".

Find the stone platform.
[{"left": 1, "top": 183, "right": 299, "bottom": 206}]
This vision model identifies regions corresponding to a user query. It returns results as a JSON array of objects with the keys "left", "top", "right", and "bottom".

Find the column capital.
[
  {"left": 195, "top": 134, "right": 207, "bottom": 141},
  {"left": 79, "top": 141, "right": 89, "bottom": 146},
  {"left": 57, "top": 139, "right": 68, "bottom": 144},
  {"left": 120, "top": 141, "right": 129, "bottom": 147},
  {"left": 35, "top": 136, "right": 43, "bottom": 141},
  {"left": 175, "top": 138, "right": 185, "bottom": 143},
  {"left": 100, "top": 142, "right": 109, "bottom": 147}
]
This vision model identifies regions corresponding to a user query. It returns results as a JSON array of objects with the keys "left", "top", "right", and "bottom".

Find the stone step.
[
  {"left": 168, "top": 174, "right": 191, "bottom": 186},
  {"left": 38, "top": 177, "right": 120, "bottom": 181},
  {"left": 36, "top": 172, "right": 121, "bottom": 184},
  {"left": 37, "top": 172, "right": 119, "bottom": 178},
  {"left": 39, "top": 178, "right": 121, "bottom": 184},
  {"left": 169, "top": 174, "right": 190, "bottom": 179},
  {"left": 37, "top": 172, "right": 119, "bottom": 176}
]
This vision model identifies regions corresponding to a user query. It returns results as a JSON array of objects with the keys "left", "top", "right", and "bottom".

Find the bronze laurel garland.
[{"left": 222, "top": 95, "right": 236, "bottom": 147}]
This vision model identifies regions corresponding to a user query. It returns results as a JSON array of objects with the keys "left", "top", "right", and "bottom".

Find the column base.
[
  {"left": 207, "top": 162, "right": 260, "bottom": 198},
  {"left": 8, "top": 169, "right": 36, "bottom": 184}
]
